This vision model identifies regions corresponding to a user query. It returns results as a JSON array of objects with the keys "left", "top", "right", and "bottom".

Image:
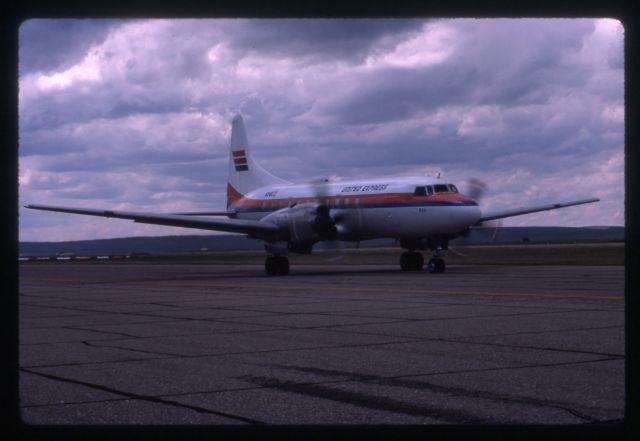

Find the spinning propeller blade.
[{"left": 308, "top": 177, "right": 345, "bottom": 260}]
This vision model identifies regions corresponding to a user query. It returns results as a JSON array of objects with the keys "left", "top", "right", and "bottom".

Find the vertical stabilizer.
[{"left": 227, "top": 115, "right": 289, "bottom": 208}]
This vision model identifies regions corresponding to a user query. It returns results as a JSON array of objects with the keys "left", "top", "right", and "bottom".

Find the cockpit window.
[
  {"left": 448, "top": 184, "right": 458, "bottom": 193},
  {"left": 414, "top": 186, "right": 427, "bottom": 196},
  {"left": 433, "top": 184, "right": 449, "bottom": 193}
]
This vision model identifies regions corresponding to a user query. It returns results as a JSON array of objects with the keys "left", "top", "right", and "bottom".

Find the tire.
[
  {"left": 411, "top": 252, "right": 424, "bottom": 270},
  {"left": 427, "top": 258, "right": 437, "bottom": 273},
  {"left": 400, "top": 252, "right": 410, "bottom": 271},
  {"left": 277, "top": 256, "right": 290, "bottom": 275},
  {"left": 436, "top": 258, "right": 445, "bottom": 273},
  {"left": 265, "top": 256, "right": 278, "bottom": 276},
  {"left": 401, "top": 252, "right": 423, "bottom": 271}
]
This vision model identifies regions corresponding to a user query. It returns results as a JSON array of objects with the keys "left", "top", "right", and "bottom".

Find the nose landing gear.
[
  {"left": 427, "top": 257, "right": 445, "bottom": 273},
  {"left": 427, "top": 247, "right": 446, "bottom": 273}
]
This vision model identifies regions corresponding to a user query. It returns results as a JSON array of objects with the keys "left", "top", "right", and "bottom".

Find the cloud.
[
  {"left": 19, "top": 19, "right": 124, "bottom": 75},
  {"left": 18, "top": 18, "right": 624, "bottom": 241},
  {"left": 226, "top": 19, "right": 425, "bottom": 63}
]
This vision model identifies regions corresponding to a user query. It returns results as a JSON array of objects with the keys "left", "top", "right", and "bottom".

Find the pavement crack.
[
  {"left": 23, "top": 337, "right": 420, "bottom": 369},
  {"left": 441, "top": 337, "right": 624, "bottom": 358},
  {"left": 82, "top": 340, "right": 181, "bottom": 357},
  {"left": 20, "top": 367, "right": 265, "bottom": 424},
  {"left": 239, "top": 374, "right": 487, "bottom": 424},
  {"left": 250, "top": 363, "right": 611, "bottom": 423},
  {"left": 65, "top": 326, "right": 140, "bottom": 339}
]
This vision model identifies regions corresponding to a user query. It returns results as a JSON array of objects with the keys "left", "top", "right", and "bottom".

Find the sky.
[{"left": 18, "top": 18, "right": 625, "bottom": 242}]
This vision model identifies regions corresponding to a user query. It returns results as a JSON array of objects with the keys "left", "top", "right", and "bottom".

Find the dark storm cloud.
[
  {"left": 226, "top": 19, "right": 425, "bottom": 63},
  {"left": 323, "top": 20, "right": 597, "bottom": 126},
  {"left": 19, "top": 19, "right": 125, "bottom": 74},
  {"left": 321, "top": 66, "right": 479, "bottom": 125},
  {"left": 456, "top": 20, "right": 596, "bottom": 104}
]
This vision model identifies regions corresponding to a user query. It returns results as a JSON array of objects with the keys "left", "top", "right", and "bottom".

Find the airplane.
[{"left": 26, "top": 114, "right": 599, "bottom": 276}]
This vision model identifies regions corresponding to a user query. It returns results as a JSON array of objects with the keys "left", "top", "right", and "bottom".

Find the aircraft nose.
[{"left": 453, "top": 205, "right": 481, "bottom": 230}]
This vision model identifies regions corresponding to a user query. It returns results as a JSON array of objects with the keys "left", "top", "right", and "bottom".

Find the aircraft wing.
[
  {"left": 171, "top": 211, "right": 236, "bottom": 216},
  {"left": 25, "top": 204, "right": 279, "bottom": 237},
  {"left": 478, "top": 198, "right": 600, "bottom": 223}
]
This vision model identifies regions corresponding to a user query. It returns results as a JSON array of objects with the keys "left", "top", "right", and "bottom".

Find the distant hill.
[
  {"left": 451, "top": 226, "right": 624, "bottom": 245},
  {"left": 19, "top": 226, "right": 624, "bottom": 257},
  {"left": 20, "top": 234, "right": 265, "bottom": 257}
]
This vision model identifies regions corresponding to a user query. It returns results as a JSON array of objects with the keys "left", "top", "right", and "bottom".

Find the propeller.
[
  {"left": 466, "top": 177, "right": 502, "bottom": 236},
  {"left": 465, "top": 177, "right": 488, "bottom": 201},
  {"left": 308, "top": 177, "right": 346, "bottom": 260},
  {"left": 452, "top": 178, "right": 503, "bottom": 254}
]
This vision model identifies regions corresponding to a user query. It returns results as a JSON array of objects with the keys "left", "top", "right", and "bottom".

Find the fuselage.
[{"left": 228, "top": 176, "right": 481, "bottom": 240}]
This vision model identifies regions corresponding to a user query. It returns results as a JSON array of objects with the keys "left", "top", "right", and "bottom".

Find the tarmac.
[{"left": 19, "top": 262, "right": 625, "bottom": 425}]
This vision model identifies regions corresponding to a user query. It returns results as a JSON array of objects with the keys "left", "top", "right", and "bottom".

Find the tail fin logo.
[{"left": 232, "top": 150, "right": 249, "bottom": 171}]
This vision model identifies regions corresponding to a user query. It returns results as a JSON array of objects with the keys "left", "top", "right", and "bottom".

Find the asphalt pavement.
[{"left": 19, "top": 262, "right": 624, "bottom": 425}]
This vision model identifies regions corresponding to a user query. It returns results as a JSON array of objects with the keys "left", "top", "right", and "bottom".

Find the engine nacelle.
[
  {"left": 261, "top": 202, "right": 338, "bottom": 253},
  {"left": 262, "top": 202, "right": 322, "bottom": 252}
]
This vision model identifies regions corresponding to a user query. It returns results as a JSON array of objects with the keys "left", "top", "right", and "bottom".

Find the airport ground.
[
  {"left": 118, "top": 242, "right": 624, "bottom": 266},
  {"left": 18, "top": 244, "right": 625, "bottom": 426}
]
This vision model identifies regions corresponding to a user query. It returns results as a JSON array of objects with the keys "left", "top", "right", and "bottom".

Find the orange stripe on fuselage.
[
  {"left": 232, "top": 150, "right": 246, "bottom": 157},
  {"left": 227, "top": 188, "right": 474, "bottom": 211}
]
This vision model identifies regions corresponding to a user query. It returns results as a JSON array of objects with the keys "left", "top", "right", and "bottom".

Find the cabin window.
[
  {"left": 335, "top": 198, "right": 340, "bottom": 207},
  {"left": 345, "top": 198, "right": 350, "bottom": 206},
  {"left": 261, "top": 201, "right": 266, "bottom": 209},
  {"left": 448, "top": 184, "right": 458, "bottom": 193},
  {"left": 355, "top": 198, "right": 361, "bottom": 206},
  {"left": 434, "top": 184, "right": 449, "bottom": 193},
  {"left": 414, "top": 186, "right": 427, "bottom": 197},
  {"left": 426, "top": 186, "right": 434, "bottom": 196}
]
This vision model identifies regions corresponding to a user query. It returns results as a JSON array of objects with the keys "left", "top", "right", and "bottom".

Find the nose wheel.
[{"left": 265, "top": 255, "right": 289, "bottom": 276}]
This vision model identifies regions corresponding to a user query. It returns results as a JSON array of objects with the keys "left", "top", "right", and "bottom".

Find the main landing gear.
[
  {"left": 400, "top": 251, "right": 423, "bottom": 271},
  {"left": 399, "top": 247, "right": 446, "bottom": 274},
  {"left": 265, "top": 255, "right": 289, "bottom": 276}
]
